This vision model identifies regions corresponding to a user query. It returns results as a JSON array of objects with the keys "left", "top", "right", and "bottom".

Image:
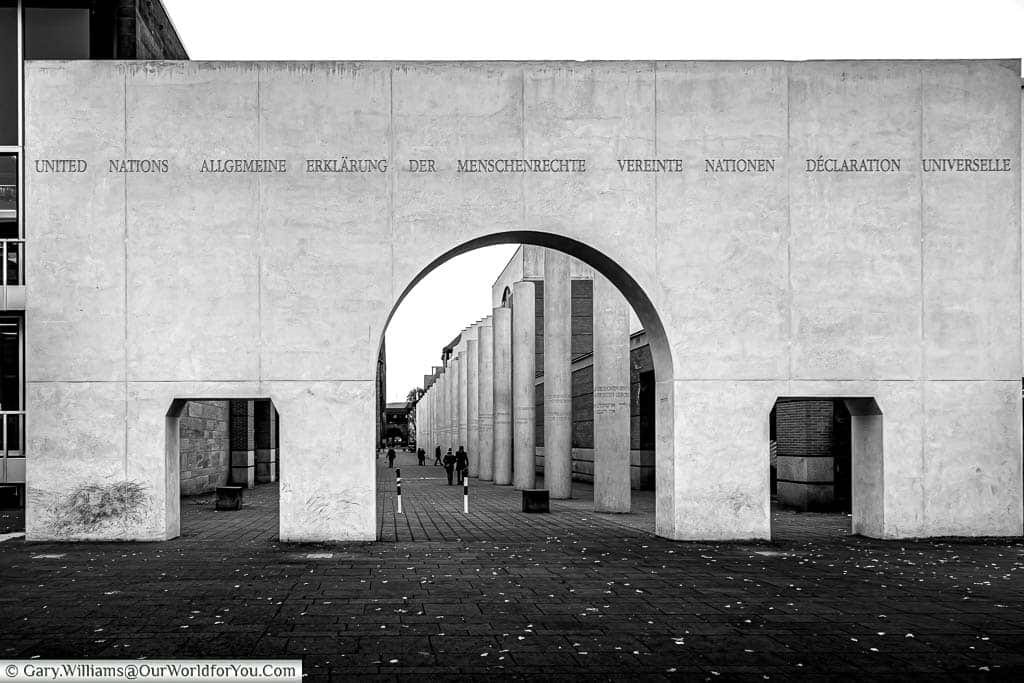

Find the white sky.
[
  {"left": 385, "top": 244, "right": 518, "bottom": 403},
  {"left": 161, "top": 0, "right": 1024, "bottom": 401}
]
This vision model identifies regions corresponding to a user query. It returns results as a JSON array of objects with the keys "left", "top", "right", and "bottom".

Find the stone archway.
[{"left": 373, "top": 232, "right": 678, "bottom": 540}]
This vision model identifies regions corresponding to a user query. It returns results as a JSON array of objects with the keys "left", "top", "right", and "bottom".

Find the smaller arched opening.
[
  {"left": 769, "top": 396, "right": 882, "bottom": 541},
  {"left": 166, "top": 397, "right": 280, "bottom": 541}
]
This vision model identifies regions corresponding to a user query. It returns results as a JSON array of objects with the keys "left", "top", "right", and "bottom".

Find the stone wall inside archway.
[{"left": 22, "top": 59, "right": 1023, "bottom": 542}]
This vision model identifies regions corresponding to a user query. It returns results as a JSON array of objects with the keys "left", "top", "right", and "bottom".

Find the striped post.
[
  {"left": 463, "top": 475, "right": 469, "bottom": 514},
  {"left": 396, "top": 468, "right": 403, "bottom": 515}
]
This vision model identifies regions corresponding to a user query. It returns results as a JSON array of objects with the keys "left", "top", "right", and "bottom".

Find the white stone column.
[
  {"left": 512, "top": 280, "right": 537, "bottom": 490},
  {"left": 492, "top": 306, "right": 513, "bottom": 485},
  {"left": 458, "top": 346, "right": 469, "bottom": 452},
  {"left": 467, "top": 337, "right": 480, "bottom": 476},
  {"left": 544, "top": 251, "right": 573, "bottom": 499},
  {"left": 431, "top": 370, "right": 441, "bottom": 451},
  {"left": 442, "top": 369, "right": 450, "bottom": 452},
  {"left": 440, "top": 365, "right": 447, "bottom": 450},
  {"left": 437, "top": 377, "right": 445, "bottom": 452},
  {"left": 443, "top": 371, "right": 451, "bottom": 451},
  {"left": 417, "top": 392, "right": 423, "bottom": 452},
  {"left": 450, "top": 356, "right": 460, "bottom": 452},
  {"left": 593, "top": 274, "right": 631, "bottom": 512},
  {"left": 425, "top": 386, "right": 433, "bottom": 453},
  {"left": 431, "top": 383, "right": 438, "bottom": 451},
  {"left": 477, "top": 317, "right": 494, "bottom": 481},
  {"left": 436, "top": 381, "right": 442, "bottom": 448}
]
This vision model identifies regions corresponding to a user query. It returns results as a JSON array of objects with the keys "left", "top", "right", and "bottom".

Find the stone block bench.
[
  {"left": 522, "top": 489, "right": 550, "bottom": 513},
  {"left": 216, "top": 486, "right": 243, "bottom": 511}
]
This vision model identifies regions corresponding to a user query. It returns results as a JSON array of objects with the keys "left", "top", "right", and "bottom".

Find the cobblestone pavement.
[{"left": 0, "top": 451, "right": 1021, "bottom": 680}]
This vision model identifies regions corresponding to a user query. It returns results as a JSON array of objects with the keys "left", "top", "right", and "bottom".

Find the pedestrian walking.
[
  {"left": 442, "top": 448, "right": 456, "bottom": 485},
  {"left": 387, "top": 447, "right": 396, "bottom": 468},
  {"left": 417, "top": 447, "right": 426, "bottom": 466},
  {"left": 455, "top": 446, "right": 469, "bottom": 485},
  {"left": 433, "top": 445, "right": 442, "bottom": 466}
]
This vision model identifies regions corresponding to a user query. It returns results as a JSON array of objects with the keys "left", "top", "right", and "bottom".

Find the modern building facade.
[
  {"left": 0, "top": 2, "right": 283, "bottom": 511},
  {"left": 382, "top": 402, "right": 412, "bottom": 447},
  {"left": 0, "top": 0, "right": 186, "bottom": 508},
  {"left": 5, "top": 17, "right": 1022, "bottom": 544}
]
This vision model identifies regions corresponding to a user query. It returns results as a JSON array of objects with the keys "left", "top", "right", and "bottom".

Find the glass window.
[
  {"left": 0, "top": 317, "right": 20, "bottom": 412},
  {"left": 0, "top": 154, "right": 15, "bottom": 241},
  {"left": 0, "top": 154, "right": 14, "bottom": 210},
  {"left": 2, "top": 237, "right": 19, "bottom": 284},
  {"left": 25, "top": 5, "right": 90, "bottom": 59},
  {"left": 0, "top": 316, "right": 22, "bottom": 465},
  {"left": 0, "top": 1, "right": 18, "bottom": 146}
]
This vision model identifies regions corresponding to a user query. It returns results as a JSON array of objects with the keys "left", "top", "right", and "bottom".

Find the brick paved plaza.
[{"left": 0, "top": 449, "right": 1022, "bottom": 679}]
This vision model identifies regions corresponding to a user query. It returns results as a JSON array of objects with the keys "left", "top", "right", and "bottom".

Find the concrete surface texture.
[
  {"left": 543, "top": 249, "right": 574, "bottom": 499},
  {"left": 476, "top": 318, "right": 494, "bottom": 481},
  {"left": 449, "top": 357, "right": 459, "bottom": 455},
  {"left": 466, "top": 336, "right": 479, "bottom": 475},
  {"left": 491, "top": 307, "right": 513, "bottom": 486},
  {"left": 592, "top": 273, "right": 631, "bottom": 513},
  {"left": 22, "top": 60, "right": 1023, "bottom": 542},
  {"left": 511, "top": 280, "right": 537, "bottom": 491}
]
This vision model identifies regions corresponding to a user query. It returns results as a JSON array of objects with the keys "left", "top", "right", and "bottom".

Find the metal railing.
[
  {"left": 0, "top": 410, "right": 25, "bottom": 483},
  {"left": 1, "top": 238, "right": 23, "bottom": 287}
]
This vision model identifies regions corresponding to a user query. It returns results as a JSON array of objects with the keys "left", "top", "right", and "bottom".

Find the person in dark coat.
[
  {"left": 417, "top": 447, "right": 426, "bottom": 466},
  {"left": 434, "top": 445, "right": 443, "bottom": 466},
  {"left": 455, "top": 446, "right": 469, "bottom": 485},
  {"left": 442, "top": 448, "right": 456, "bottom": 485},
  {"left": 386, "top": 447, "right": 396, "bottom": 468}
]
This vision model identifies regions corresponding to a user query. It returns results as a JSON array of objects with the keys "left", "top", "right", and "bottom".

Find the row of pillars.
[
  {"left": 415, "top": 250, "right": 632, "bottom": 512},
  {"left": 228, "top": 399, "right": 279, "bottom": 488}
]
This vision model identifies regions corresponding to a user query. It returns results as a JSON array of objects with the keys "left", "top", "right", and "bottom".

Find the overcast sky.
[{"left": 162, "top": 0, "right": 1024, "bottom": 401}]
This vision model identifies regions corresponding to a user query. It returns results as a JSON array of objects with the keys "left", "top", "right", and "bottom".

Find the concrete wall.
[
  {"left": 491, "top": 247, "right": 526, "bottom": 308},
  {"left": 178, "top": 400, "right": 229, "bottom": 496},
  {"left": 534, "top": 447, "right": 655, "bottom": 490},
  {"left": 23, "top": 60, "right": 1023, "bottom": 542}
]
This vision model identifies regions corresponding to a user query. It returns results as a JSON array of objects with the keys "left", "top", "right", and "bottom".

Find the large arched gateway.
[{"left": 22, "top": 60, "right": 1022, "bottom": 542}]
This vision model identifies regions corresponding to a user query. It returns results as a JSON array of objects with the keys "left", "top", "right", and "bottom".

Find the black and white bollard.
[
  {"left": 396, "top": 468, "right": 403, "bottom": 514},
  {"left": 463, "top": 475, "right": 469, "bottom": 514}
]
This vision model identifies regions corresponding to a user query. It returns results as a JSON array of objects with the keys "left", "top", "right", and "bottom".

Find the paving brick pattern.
[
  {"left": 0, "top": 450, "right": 1021, "bottom": 680},
  {"left": 377, "top": 455, "right": 662, "bottom": 543}
]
